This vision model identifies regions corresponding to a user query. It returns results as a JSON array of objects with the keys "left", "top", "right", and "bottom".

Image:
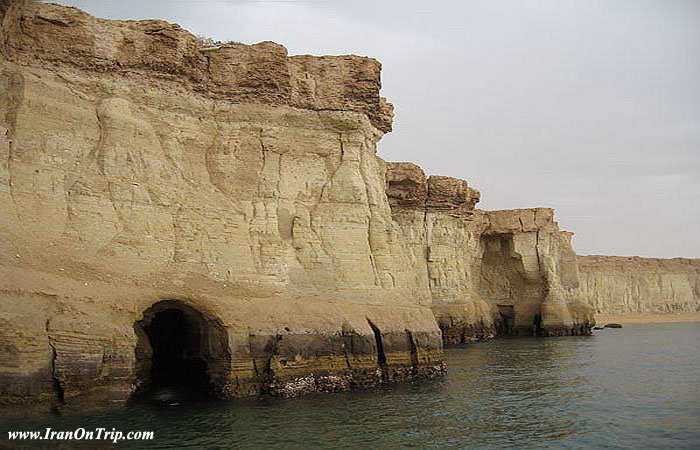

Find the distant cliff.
[{"left": 578, "top": 256, "right": 700, "bottom": 315}]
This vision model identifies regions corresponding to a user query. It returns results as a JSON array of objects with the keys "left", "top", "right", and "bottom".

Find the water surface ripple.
[{"left": 2, "top": 322, "right": 699, "bottom": 449}]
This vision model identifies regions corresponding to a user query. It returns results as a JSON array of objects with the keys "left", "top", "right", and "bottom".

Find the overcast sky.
[{"left": 53, "top": 0, "right": 700, "bottom": 258}]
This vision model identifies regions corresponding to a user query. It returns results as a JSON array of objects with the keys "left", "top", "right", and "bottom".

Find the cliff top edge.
[{"left": 0, "top": 0, "right": 394, "bottom": 132}]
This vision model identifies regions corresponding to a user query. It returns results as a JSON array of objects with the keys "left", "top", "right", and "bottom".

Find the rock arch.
[{"left": 133, "top": 300, "right": 231, "bottom": 400}]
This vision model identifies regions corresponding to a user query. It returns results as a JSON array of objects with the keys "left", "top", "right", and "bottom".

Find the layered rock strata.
[
  {"left": 386, "top": 163, "right": 495, "bottom": 344},
  {"left": 0, "top": 0, "right": 596, "bottom": 416},
  {"left": 0, "top": 0, "right": 441, "bottom": 415},
  {"left": 578, "top": 256, "right": 700, "bottom": 315},
  {"left": 385, "top": 163, "right": 595, "bottom": 343}
]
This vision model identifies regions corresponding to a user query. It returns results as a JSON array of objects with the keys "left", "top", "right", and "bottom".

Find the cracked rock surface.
[
  {"left": 0, "top": 0, "right": 436, "bottom": 414},
  {"left": 6, "top": 0, "right": 683, "bottom": 416},
  {"left": 385, "top": 163, "right": 595, "bottom": 343}
]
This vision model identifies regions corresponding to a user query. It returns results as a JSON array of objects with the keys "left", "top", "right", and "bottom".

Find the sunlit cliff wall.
[
  {"left": 0, "top": 0, "right": 441, "bottom": 414},
  {"left": 0, "top": 0, "right": 595, "bottom": 416}
]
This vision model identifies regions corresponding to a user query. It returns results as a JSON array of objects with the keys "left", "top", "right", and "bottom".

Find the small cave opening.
[
  {"left": 133, "top": 300, "right": 231, "bottom": 404},
  {"left": 367, "top": 319, "right": 387, "bottom": 367},
  {"left": 147, "top": 308, "right": 208, "bottom": 395},
  {"left": 497, "top": 305, "right": 515, "bottom": 336},
  {"left": 533, "top": 313, "right": 543, "bottom": 336}
]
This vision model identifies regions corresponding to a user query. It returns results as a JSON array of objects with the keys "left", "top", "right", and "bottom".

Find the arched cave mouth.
[{"left": 133, "top": 300, "right": 231, "bottom": 403}]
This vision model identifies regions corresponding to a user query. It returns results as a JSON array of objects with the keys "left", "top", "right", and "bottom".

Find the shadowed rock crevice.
[
  {"left": 366, "top": 319, "right": 386, "bottom": 367},
  {"left": 496, "top": 305, "right": 516, "bottom": 336},
  {"left": 44, "top": 318, "right": 65, "bottom": 412},
  {"left": 533, "top": 313, "right": 543, "bottom": 336},
  {"left": 48, "top": 342, "right": 64, "bottom": 411},
  {"left": 260, "top": 334, "right": 282, "bottom": 391},
  {"left": 406, "top": 330, "right": 419, "bottom": 368}
]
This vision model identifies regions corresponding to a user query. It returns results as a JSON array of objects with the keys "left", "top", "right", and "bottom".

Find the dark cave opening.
[
  {"left": 145, "top": 308, "right": 208, "bottom": 397},
  {"left": 497, "top": 305, "right": 515, "bottom": 336},
  {"left": 533, "top": 313, "right": 543, "bottom": 336},
  {"left": 133, "top": 300, "right": 231, "bottom": 403}
]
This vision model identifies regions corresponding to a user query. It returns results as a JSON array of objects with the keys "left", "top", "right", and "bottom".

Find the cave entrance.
[
  {"left": 497, "top": 305, "right": 515, "bottom": 336},
  {"left": 133, "top": 300, "right": 231, "bottom": 402},
  {"left": 533, "top": 313, "right": 543, "bottom": 336}
]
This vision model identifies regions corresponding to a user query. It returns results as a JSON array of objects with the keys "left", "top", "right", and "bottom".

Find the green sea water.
[{"left": 2, "top": 322, "right": 699, "bottom": 449}]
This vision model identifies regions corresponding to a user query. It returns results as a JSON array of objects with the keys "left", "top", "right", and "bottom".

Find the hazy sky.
[{"left": 53, "top": 0, "right": 700, "bottom": 258}]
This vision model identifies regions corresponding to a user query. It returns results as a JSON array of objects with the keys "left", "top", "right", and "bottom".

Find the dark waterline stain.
[{"left": 2, "top": 322, "right": 699, "bottom": 449}]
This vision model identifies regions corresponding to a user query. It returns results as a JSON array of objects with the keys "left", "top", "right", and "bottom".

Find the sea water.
[{"left": 2, "top": 322, "right": 699, "bottom": 449}]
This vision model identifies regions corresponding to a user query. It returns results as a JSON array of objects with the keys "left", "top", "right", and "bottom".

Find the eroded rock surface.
[
  {"left": 480, "top": 209, "right": 594, "bottom": 336},
  {"left": 387, "top": 163, "right": 495, "bottom": 344},
  {"left": 578, "top": 256, "right": 700, "bottom": 315},
  {"left": 0, "top": 0, "right": 436, "bottom": 415},
  {"left": 386, "top": 163, "right": 594, "bottom": 343},
  {"left": 0, "top": 0, "right": 598, "bottom": 416}
]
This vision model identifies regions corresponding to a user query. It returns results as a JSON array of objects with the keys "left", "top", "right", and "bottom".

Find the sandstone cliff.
[
  {"left": 0, "top": 0, "right": 439, "bottom": 414},
  {"left": 578, "top": 256, "right": 700, "bottom": 315},
  {"left": 0, "top": 1, "right": 594, "bottom": 416},
  {"left": 386, "top": 163, "right": 494, "bottom": 344},
  {"left": 386, "top": 163, "right": 594, "bottom": 343}
]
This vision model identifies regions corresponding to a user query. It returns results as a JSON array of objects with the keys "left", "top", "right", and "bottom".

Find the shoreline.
[{"left": 595, "top": 312, "right": 700, "bottom": 325}]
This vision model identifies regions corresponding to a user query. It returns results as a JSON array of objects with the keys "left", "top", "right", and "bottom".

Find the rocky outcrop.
[
  {"left": 0, "top": 0, "right": 438, "bottom": 415},
  {"left": 480, "top": 209, "right": 594, "bottom": 336},
  {"left": 578, "top": 256, "right": 700, "bottom": 315},
  {"left": 0, "top": 1, "right": 393, "bottom": 133},
  {"left": 0, "top": 1, "right": 595, "bottom": 416},
  {"left": 387, "top": 163, "right": 495, "bottom": 344},
  {"left": 386, "top": 163, "right": 594, "bottom": 344}
]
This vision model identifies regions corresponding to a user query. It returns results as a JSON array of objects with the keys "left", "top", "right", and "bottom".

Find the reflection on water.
[{"left": 2, "top": 322, "right": 699, "bottom": 449}]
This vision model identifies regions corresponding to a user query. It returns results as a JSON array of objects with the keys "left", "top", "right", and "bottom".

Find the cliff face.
[
  {"left": 480, "top": 210, "right": 593, "bottom": 336},
  {"left": 0, "top": 1, "right": 440, "bottom": 414},
  {"left": 385, "top": 163, "right": 594, "bottom": 343},
  {"left": 386, "top": 163, "right": 495, "bottom": 344},
  {"left": 578, "top": 256, "right": 700, "bottom": 315},
  {"left": 0, "top": 1, "right": 596, "bottom": 416}
]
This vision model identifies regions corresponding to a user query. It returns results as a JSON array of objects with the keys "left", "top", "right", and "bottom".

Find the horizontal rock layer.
[
  {"left": 0, "top": 0, "right": 393, "bottom": 132},
  {"left": 578, "top": 256, "right": 700, "bottom": 315}
]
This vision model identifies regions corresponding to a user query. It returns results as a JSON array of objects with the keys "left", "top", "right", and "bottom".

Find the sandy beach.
[{"left": 595, "top": 312, "right": 700, "bottom": 325}]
